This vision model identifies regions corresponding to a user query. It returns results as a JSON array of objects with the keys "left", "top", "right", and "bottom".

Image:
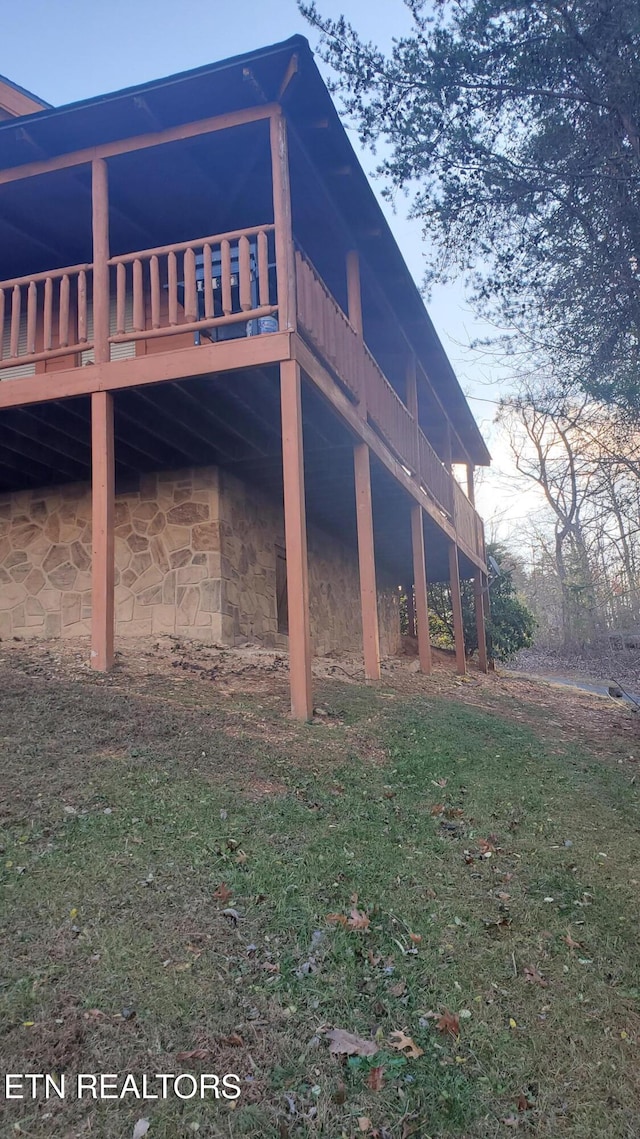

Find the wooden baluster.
[
  {"left": 133, "top": 258, "right": 144, "bottom": 332},
  {"left": 257, "top": 230, "right": 269, "bottom": 307},
  {"left": 183, "top": 247, "right": 197, "bottom": 323},
  {"left": 77, "top": 271, "right": 87, "bottom": 343},
  {"left": 221, "top": 239, "right": 232, "bottom": 315},
  {"left": 150, "top": 255, "right": 161, "bottom": 329},
  {"left": 92, "top": 157, "right": 110, "bottom": 364},
  {"left": 116, "top": 262, "right": 126, "bottom": 334},
  {"left": 58, "top": 274, "right": 70, "bottom": 348},
  {"left": 202, "top": 243, "right": 214, "bottom": 320},
  {"left": 167, "top": 252, "right": 178, "bottom": 325},
  {"left": 43, "top": 278, "right": 52, "bottom": 351},
  {"left": 26, "top": 281, "right": 37, "bottom": 355},
  {"left": 238, "top": 235, "right": 252, "bottom": 312},
  {"left": 10, "top": 285, "right": 21, "bottom": 357}
]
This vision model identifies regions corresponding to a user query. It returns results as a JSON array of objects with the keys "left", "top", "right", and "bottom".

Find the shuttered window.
[
  {"left": 81, "top": 294, "right": 136, "bottom": 365},
  {"left": 0, "top": 312, "right": 35, "bottom": 380}
]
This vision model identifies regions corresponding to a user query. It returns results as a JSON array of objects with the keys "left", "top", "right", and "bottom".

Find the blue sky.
[{"left": 3, "top": 0, "right": 524, "bottom": 526}]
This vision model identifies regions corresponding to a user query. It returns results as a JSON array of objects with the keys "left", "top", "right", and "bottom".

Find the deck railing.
[
  {"left": 295, "top": 250, "right": 363, "bottom": 402},
  {"left": 295, "top": 246, "right": 484, "bottom": 559},
  {"left": 0, "top": 263, "right": 93, "bottom": 371},
  {"left": 418, "top": 428, "right": 453, "bottom": 517},
  {"left": 0, "top": 224, "right": 277, "bottom": 374},
  {"left": 108, "top": 224, "right": 277, "bottom": 346},
  {"left": 0, "top": 229, "right": 485, "bottom": 561}
]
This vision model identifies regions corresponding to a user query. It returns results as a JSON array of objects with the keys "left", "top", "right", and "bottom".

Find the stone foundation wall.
[
  {"left": 0, "top": 465, "right": 401, "bottom": 656},
  {"left": 218, "top": 469, "right": 401, "bottom": 657},
  {"left": 0, "top": 470, "right": 223, "bottom": 643}
]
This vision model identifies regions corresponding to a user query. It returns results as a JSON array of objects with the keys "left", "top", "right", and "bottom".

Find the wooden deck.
[{"left": 0, "top": 230, "right": 485, "bottom": 566}]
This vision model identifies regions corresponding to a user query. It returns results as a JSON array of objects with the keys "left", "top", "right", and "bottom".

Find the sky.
[{"left": 2, "top": 0, "right": 542, "bottom": 538}]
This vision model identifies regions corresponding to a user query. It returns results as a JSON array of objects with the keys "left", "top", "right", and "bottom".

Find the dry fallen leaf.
[
  {"left": 478, "top": 838, "right": 497, "bottom": 855},
  {"left": 430, "top": 803, "right": 445, "bottom": 816},
  {"left": 432, "top": 778, "right": 448, "bottom": 787},
  {"left": 213, "top": 883, "right": 233, "bottom": 904},
  {"left": 435, "top": 1011, "right": 460, "bottom": 1038},
  {"left": 358, "top": 1119, "right": 372, "bottom": 1133},
  {"left": 517, "top": 1093, "right": 535, "bottom": 1112},
  {"left": 348, "top": 908, "right": 371, "bottom": 931},
  {"left": 409, "top": 932, "right": 422, "bottom": 944},
  {"left": 368, "top": 950, "right": 382, "bottom": 967},
  {"left": 502, "top": 1116, "right": 520, "bottom": 1128},
  {"left": 521, "top": 965, "right": 546, "bottom": 984},
  {"left": 388, "top": 1030, "right": 424, "bottom": 1059},
  {"left": 221, "top": 1032, "right": 244, "bottom": 1046},
  {"left": 176, "top": 1048, "right": 210, "bottom": 1061},
  {"left": 389, "top": 980, "right": 407, "bottom": 997},
  {"left": 564, "top": 932, "right": 582, "bottom": 949},
  {"left": 524, "top": 964, "right": 548, "bottom": 987},
  {"left": 326, "top": 913, "right": 348, "bottom": 927},
  {"left": 325, "top": 1028, "right": 377, "bottom": 1057},
  {"left": 367, "top": 1065, "right": 384, "bottom": 1091}
]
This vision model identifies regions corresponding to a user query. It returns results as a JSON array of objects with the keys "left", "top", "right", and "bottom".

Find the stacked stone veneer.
[{"left": 0, "top": 466, "right": 401, "bottom": 656}]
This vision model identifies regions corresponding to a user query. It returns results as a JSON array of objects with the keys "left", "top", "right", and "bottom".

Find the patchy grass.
[{"left": 1, "top": 649, "right": 640, "bottom": 1137}]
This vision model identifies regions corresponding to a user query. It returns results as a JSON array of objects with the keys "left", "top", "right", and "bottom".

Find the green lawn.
[{"left": 1, "top": 655, "right": 639, "bottom": 1137}]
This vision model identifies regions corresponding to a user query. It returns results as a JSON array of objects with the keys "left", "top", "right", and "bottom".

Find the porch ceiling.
[{"left": 0, "top": 370, "right": 467, "bottom": 584}]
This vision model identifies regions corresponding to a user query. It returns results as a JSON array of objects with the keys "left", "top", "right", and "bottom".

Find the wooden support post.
[
  {"left": 91, "top": 390, "right": 115, "bottom": 671},
  {"left": 466, "top": 462, "right": 476, "bottom": 505},
  {"left": 411, "top": 503, "right": 432, "bottom": 673},
  {"left": 270, "top": 110, "right": 296, "bottom": 332},
  {"left": 92, "top": 158, "right": 110, "bottom": 365},
  {"left": 346, "top": 248, "right": 366, "bottom": 411},
  {"left": 474, "top": 571, "right": 489, "bottom": 673},
  {"left": 346, "top": 250, "right": 363, "bottom": 336},
  {"left": 449, "top": 541, "right": 466, "bottom": 675},
  {"left": 443, "top": 421, "right": 453, "bottom": 473},
  {"left": 280, "top": 360, "right": 313, "bottom": 719},
  {"left": 354, "top": 441, "right": 381, "bottom": 680}
]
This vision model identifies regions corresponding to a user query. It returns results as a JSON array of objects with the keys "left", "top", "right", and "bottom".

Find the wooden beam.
[
  {"left": 448, "top": 541, "right": 466, "bottom": 675},
  {"left": 411, "top": 503, "right": 432, "bottom": 674},
  {"left": 91, "top": 390, "right": 115, "bottom": 672},
  {"left": 92, "top": 158, "right": 110, "bottom": 365},
  {"left": 0, "top": 103, "right": 277, "bottom": 186},
  {"left": 354, "top": 441, "right": 380, "bottom": 681},
  {"left": 0, "top": 331, "right": 292, "bottom": 410},
  {"left": 278, "top": 53, "right": 299, "bottom": 100},
  {"left": 280, "top": 359, "right": 313, "bottom": 720},
  {"left": 270, "top": 110, "right": 296, "bottom": 333},
  {"left": 0, "top": 82, "right": 47, "bottom": 119},
  {"left": 474, "top": 572, "right": 489, "bottom": 673}
]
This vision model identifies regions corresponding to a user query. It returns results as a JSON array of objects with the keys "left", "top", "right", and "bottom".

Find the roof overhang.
[{"left": 0, "top": 36, "right": 490, "bottom": 466}]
